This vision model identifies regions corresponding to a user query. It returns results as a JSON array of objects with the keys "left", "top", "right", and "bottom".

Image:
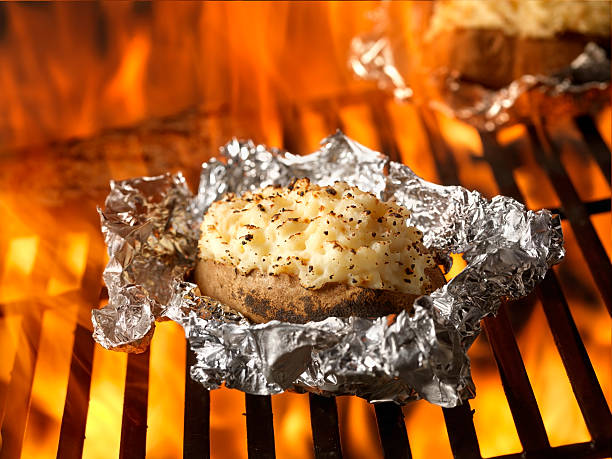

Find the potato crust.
[
  {"left": 389, "top": 1, "right": 610, "bottom": 91},
  {"left": 420, "top": 29, "right": 607, "bottom": 89},
  {"left": 197, "top": 179, "right": 447, "bottom": 324},
  {"left": 195, "top": 259, "right": 446, "bottom": 324}
]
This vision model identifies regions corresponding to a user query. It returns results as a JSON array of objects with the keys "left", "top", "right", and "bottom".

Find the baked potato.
[
  {"left": 391, "top": 0, "right": 610, "bottom": 90},
  {"left": 196, "top": 178, "right": 445, "bottom": 324}
]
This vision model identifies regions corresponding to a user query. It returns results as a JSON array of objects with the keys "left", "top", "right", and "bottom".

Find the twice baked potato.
[
  {"left": 195, "top": 179, "right": 445, "bottom": 324},
  {"left": 392, "top": 0, "right": 611, "bottom": 90}
]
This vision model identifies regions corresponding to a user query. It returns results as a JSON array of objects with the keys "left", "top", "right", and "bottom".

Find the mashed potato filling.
[
  {"left": 427, "top": 0, "right": 611, "bottom": 39},
  {"left": 198, "top": 178, "right": 437, "bottom": 294}
]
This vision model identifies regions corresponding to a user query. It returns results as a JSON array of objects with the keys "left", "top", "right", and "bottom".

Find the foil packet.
[
  {"left": 92, "top": 132, "right": 564, "bottom": 407},
  {"left": 349, "top": 5, "right": 610, "bottom": 130}
]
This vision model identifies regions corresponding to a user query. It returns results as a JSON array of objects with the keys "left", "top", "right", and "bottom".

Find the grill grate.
[{"left": 0, "top": 92, "right": 610, "bottom": 459}]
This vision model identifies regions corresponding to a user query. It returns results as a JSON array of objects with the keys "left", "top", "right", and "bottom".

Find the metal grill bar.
[
  {"left": 374, "top": 103, "right": 484, "bottom": 458},
  {"left": 312, "top": 100, "right": 345, "bottom": 134},
  {"left": 245, "top": 394, "right": 276, "bottom": 458},
  {"left": 374, "top": 403, "right": 412, "bottom": 459},
  {"left": 419, "top": 109, "right": 610, "bottom": 458},
  {"left": 537, "top": 273, "right": 612, "bottom": 443},
  {"left": 183, "top": 347, "right": 210, "bottom": 459},
  {"left": 574, "top": 115, "right": 611, "bottom": 184},
  {"left": 418, "top": 108, "right": 461, "bottom": 185},
  {"left": 56, "top": 236, "right": 106, "bottom": 459},
  {"left": 119, "top": 350, "right": 150, "bottom": 459},
  {"left": 528, "top": 120, "right": 612, "bottom": 314},
  {"left": 479, "top": 126, "right": 612, "bottom": 454},
  {"left": 0, "top": 305, "right": 44, "bottom": 459},
  {"left": 549, "top": 198, "right": 611, "bottom": 220},
  {"left": 418, "top": 109, "right": 546, "bottom": 457},
  {"left": 369, "top": 97, "right": 402, "bottom": 164},
  {"left": 2, "top": 97, "right": 607, "bottom": 458},
  {"left": 491, "top": 440, "right": 612, "bottom": 459},
  {"left": 56, "top": 325, "right": 95, "bottom": 458},
  {"left": 442, "top": 404, "right": 482, "bottom": 459},
  {"left": 482, "top": 305, "right": 550, "bottom": 451},
  {"left": 309, "top": 394, "right": 343, "bottom": 459},
  {"left": 0, "top": 241, "right": 53, "bottom": 459},
  {"left": 478, "top": 131, "right": 553, "bottom": 451},
  {"left": 279, "top": 101, "right": 307, "bottom": 156}
]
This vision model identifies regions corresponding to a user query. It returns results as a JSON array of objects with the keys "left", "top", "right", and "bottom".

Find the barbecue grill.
[
  {"left": 0, "top": 3, "right": 610, "bottom": 459},
  {"left": 0, "top": 91, "right": 609, "bottom": 459}
]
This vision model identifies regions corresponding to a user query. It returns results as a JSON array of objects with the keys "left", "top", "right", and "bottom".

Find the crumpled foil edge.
[{"left": 92, "top": 132, "right": 564, "bottom": 407}]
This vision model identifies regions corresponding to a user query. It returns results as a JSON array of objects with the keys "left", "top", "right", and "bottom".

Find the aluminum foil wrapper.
[
  {"left": 92, "top": 132, "right": 564, "bottom": 407},
  {"left": 350, "top": 18, "right": 610, "bottom": 130}
]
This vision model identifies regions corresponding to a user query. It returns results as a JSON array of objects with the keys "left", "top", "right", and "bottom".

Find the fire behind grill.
[{"left": 0, "top": 92, "right": 610, "bottom": 459}]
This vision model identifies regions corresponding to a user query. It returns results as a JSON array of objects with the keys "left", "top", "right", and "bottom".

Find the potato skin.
[
  {"left": 389, "top": 2, "right": 610, "bottom": 90},
  {"left": 195, "top": 259, "right": 446, "bottom": 324},
  {"left": 420, "top": 29, "right": 609, "bottom": 89}
]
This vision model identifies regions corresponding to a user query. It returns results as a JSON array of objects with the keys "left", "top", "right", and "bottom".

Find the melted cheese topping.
[
  {"left": 198, "top": 179, "right": 437, "bottom": 294},
  {"left": 427, "top": 0, "right": 611, "bottom": 39}
]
